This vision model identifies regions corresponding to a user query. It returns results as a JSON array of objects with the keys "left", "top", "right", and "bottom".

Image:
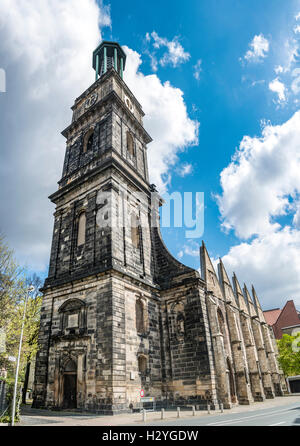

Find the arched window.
[
  {"left": 176, "top": 312, "right": 185, "bottom": 336},
  {"left": 83, "top": 129, "right": 94, "bottom": 153},
  {"left": 131, "top": 213, "right": 140, "bottom": 249},
  {"left": 64, "top": 359, "right": 77, "bottom": 373},
  {"left": 77, "top": 212, "right": 86, "bottom": 246},
  {"left": 217, "top": 308, "right": 225, "bottom": 336},
  {"left": 126, "top": 131, "right": 134, "bottom": 156},
  {"left": 58, "top": 298, "right": 86, "bottom": 332},
  {"left": 227, "top": 358, "right": 236, "bottom": 401},
  {"left": 138, "top": 355, "right": 147, "bottom": 374},
  {"left": 136, "top": 299, "right": 145, "bottom": 334}
]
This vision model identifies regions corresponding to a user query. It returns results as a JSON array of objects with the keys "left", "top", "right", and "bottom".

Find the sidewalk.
[{"left": 17, "top": 395, "right": 300, "bottom": 426}]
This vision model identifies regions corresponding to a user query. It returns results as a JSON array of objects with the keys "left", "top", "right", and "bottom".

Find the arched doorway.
[{"left": 63, "top": 359, "right": 77, "bottom": 409}]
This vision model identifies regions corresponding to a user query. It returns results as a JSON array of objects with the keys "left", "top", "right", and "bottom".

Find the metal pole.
[
  {"left": 177, "top": 406, "right": 180, "bottom": 418},
  {"left": 192, "top": 405, "right": 196, "bottom": 416},
  {"left": 11, "top": 286, "right": 34, "bottom": 426}
]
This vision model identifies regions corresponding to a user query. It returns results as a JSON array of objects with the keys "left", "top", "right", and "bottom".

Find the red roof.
[
  {"left": 263, "top": 300, "right": 300, "bottom": 339},
  {"left": 263, "top": 308, "right": 281, "bottom": 326}
]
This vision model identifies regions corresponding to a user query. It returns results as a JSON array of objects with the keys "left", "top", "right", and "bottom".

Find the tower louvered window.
[{"left": 77, "top": 212, "right": 86, "bottom": 246}]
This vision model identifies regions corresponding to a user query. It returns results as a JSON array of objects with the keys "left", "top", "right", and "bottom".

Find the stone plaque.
[{"left": 68, "top": 313, "right": 79, "bottom": 328}]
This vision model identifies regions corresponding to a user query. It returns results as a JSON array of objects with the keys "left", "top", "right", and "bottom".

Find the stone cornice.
[
  {"left": 63, "top": 89, "right": 152, "bottom": 145},
  {"left": 71, "top": 67, "right": 144, "bottom": 116},
  {"left": 49, "top": 152, "right": 152, "bottom": 203}
]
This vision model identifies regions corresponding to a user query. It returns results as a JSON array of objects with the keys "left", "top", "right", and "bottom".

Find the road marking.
[
  {"left": 269, "top": 421, "right": 286, "bottom": 426},
  {"left": 206, "top": 406, "right": 298, "bottom": 426}
]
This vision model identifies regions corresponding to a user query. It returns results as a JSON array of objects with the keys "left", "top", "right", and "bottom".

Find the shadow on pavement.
[{"left": 20, "top": 405, "right": 104, "bottom": 419}]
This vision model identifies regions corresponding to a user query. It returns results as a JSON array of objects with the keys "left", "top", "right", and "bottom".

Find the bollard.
[
  {"left": 192, "top": 406, "right": 196, "bottom": 416},
  {"left": 143, "top": 409, "right": 147, "bottom": 422},
  {"left": 207, "top": 404, "right": 210, "bottom": 414},
  {"left": 177, "top": 406, "right": 180, "bottom": 418},
  {"left": 220, "top": 403, "right": 224, "bottom": 413},
  {"left": 161, "top": 408, "right": 165, "bottom": 419}
]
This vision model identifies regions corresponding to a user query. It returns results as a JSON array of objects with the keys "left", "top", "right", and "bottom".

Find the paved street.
[
  {"left": 138, "top": 399, "right": 300, "bottom": 426},
  {"left": 18, "top": 395, "right": 300, "bottom": 426}
]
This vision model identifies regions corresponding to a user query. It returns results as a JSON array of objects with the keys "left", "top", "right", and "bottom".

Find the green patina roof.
[{"left": 92, "top": 40, "right": 126, "bottom": 71}]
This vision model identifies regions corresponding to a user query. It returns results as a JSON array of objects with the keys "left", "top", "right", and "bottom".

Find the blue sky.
[
  {"left": 1, "top": 0, "right": 300, "bottom": 308},
  {"left": 103, "top": 1, "right": 300, "bottom": 281}
]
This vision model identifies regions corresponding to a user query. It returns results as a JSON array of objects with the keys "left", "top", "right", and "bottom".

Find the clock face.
[
  {"left": 124, "top": 95, "right": 133, "bottom": 112},
  {"left": 84, "top": 92, "right": 98, "bottom": 109}
]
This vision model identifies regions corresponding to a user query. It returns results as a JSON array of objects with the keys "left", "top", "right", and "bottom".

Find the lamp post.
[{"left": 10, "top": 285, "right": 35, "bottom": 426}]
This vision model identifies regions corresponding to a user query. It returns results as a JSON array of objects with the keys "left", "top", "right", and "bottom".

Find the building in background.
[
  {"left": 33, "top": 40, "right": 287, "bottom": 414},
  {"left": 264, "top": 300, "right": 300, "bottom": 339},
  {"left": 286, "top": 375, "right": 300, "bottom": 394}
]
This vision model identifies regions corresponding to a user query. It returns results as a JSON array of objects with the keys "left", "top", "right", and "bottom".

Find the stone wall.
[{"left": 33, "top": 64, "right": 286, "bottom": 415}]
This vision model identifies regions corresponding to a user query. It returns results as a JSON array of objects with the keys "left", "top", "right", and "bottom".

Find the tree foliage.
[
  {"left": 0, "top": 236, "right": 24, "bottom": 330},
  {"left": 0, "top": 236, "right": 42, "bottom": 380},
  {"left": 277, "top": 334, "right": 300, "bottom": 377},
  {"left": 0, "top": 379, "right": 22, "bottom": 423}
]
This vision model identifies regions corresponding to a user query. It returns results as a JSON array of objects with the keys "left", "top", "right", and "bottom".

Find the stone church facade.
[{"left": 33, "top": 41, "right": 287, "bottom": 414}]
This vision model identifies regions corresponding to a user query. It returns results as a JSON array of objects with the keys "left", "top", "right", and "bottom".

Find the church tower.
[
  {"left": 33, "top": 40, "right": 286, "bottom": 414},
  {"left": 33, "top": 41, "right": 214, "bottom": 414}
]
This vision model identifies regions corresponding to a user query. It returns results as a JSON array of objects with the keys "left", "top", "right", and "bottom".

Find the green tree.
[
  {"left": 0, "top": 235, "right": 27, "bottom": 374},
  {"left": 22, "top": 275, "right": 43, "bottom": 403},
  {"left": 0, "top": 236, "right": 43, "bottom": 418},
  {"left": 4, "top": 276, "right": 42, "bottom": 387},
  {"left": 0, "top": 236, "right": 25, "bottom": 331},
  {"left": 277, "top": 334, "right": 300, "bottom": 376}
]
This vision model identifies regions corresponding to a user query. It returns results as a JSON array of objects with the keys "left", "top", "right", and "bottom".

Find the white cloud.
[
  {"left": 0, "top": 0, "right": 108, "bottom": 271},
  {"left": 251, "top": 79, "right": 265, "bottom": 87},
  {"left": 217, "top": 110, "right": 300, "bottom": 239},
  {"left": 274, "top": 65, "right": 284, "bottom": 74},
  {"left": 193, "top": 59, "right": 202, "bottom": 81},
  {"left": 123, "top": 46, "right": 199, "bottom": 191},
  {"left": 177, "top": 240, "right": 199, "bottom": 259},
  {"left": 295, "top": 12, "right": 300, "bottom": 21},
  {"left": 146, "top": 31, "right": 190, "bottom": 68},
  {"left": 269, "top": 77, "right": 286, "bottom": 102},
  {"left": 176, "top": 163, "right": 193, "bottom": 177},
  {"left": 294, "top": 25, "right": 300, "bottom": 34},
  {"left": 269, "top": 36, "right": 299, "bottom": 104},
  {"left": 244, "top": 34, "right": 269, "bottom": 62},
  {"left": 292, "top": 201, "right": 300, "bottom": 228},
  {"left": 282, "top": 38, "right": 299, "bottom": 72},
  {"left": 217, "top": 111, "right": 300, "bottom": 308},
  {"left": 177, "top": 250, "right": 184, "bottom": 259},
  {"left": 0, "top": 1, "right": 198, "bottom": 272},
  {"left": 149, "top": 53, "right": 158, "bottom": 71},
  {"left": 220, "top": 228, "right": 300, "bottom": 309},
  {"left": 291, "top": 68, "right": 300, "bottom": 94}
]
